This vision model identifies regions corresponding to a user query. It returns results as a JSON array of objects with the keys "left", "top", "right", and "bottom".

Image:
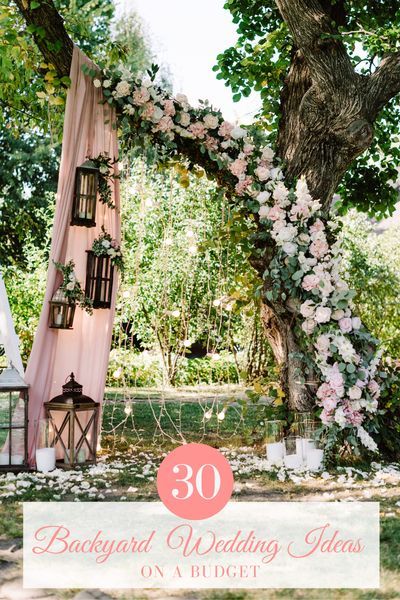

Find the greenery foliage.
[{"left": 215, "top": 0, "right": 400, "bottom": 217}]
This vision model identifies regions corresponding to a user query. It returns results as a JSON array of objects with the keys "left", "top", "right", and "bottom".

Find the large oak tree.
[{"left": 11, "top": 0, "right": 400, "bottom": 411}]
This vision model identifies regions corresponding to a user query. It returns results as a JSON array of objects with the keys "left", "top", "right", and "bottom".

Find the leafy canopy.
[{"left": 214, "top": 0, "right": 400, "bottom": 218}]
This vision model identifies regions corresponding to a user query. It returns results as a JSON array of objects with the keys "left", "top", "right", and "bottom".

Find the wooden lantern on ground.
[
  {"left": 0, "top": 366, "right": 29, "bottom": 471},
  {"left": 85, "top": 251, "right": 114, "bottom": 309},
  {"left": 70, "top": 160, "right": 99, "bottom": 228},
  {"left": 49, "top": 287, "right": 76, "bottom": 329},
  {"left": 44, "top": 373, "right": 99, "bottom": 468}
]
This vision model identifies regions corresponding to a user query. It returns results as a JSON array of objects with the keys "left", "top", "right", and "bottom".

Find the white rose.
[
  {"left": 93, "top": 79, "right": 102, "bottom": 88},
  {"left": 102, "top": 240, "right": 111, "bottom": 249},
  {"left": 300, "top": 300, "right": 315, "bottom": 318},
  {"left": 282, "top": 241, "right": 297, "bottom": 256},
  {"left": 99, "top": 165, "right": 108, "bottom": 174},
  {"left": 255, "top": 166, "right": 270, "bottom": 181},
  {"left": 66, "top": 282, "right": 75, "bottom": 291},
  {"left": 151, "top": 106, "right": 164, "bottom": 123},
  {"left": 103, "top": 80, "right": 111, "bottom": 88},
  {"left": 352, "top": 317, "right": 362, "bottom": 330},
  {"left": 257, "top": 191, "right": 270, "bottom": 204},
  {"left": 261, "top": 147, "right": 274, "bottom": 162},
  {"left": 302, "top": 319, "right": 316, "bottom": 334},
  {"left": 270, "top": 167, "right": 283, "bottom": 180},
  {"left": 258, "top": 205, "right": 270, "bottom": 219},
  {"left": 230, "top": 126, "right": 247, "bottom": 140},
  {"left": 349, "top": 385, "right": 362, "bottom": 400},
  {"left": 179, "top": 112, "right": 191, "bottom": 127},
  {"left": 115, "top": 80, "right": 131, "bottom": 98},
  {"left": 277, "top": 225, "right": 297, "bottom": 243},
  {"left": 203, "top": 114, "right": 219, "bottom": 129},
  {"left": 176, "top": 93, "right": 189, "bottom": 106},
  {"left": 315, "top": 306, "right": 332, "bottom": 323}
]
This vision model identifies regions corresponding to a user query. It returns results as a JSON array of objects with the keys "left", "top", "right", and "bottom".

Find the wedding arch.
[{"left": 12, "top": 0, "right": 400, "bottom": 453}]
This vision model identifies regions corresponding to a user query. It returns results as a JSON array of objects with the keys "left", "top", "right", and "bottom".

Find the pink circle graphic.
[{"left": 157, "top": 443, "right": 234, "bottom": 520}]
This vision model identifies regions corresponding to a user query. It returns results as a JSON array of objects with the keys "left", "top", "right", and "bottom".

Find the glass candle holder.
[
  {"left": 265, "top": 420, "right": 285, "bottom": 465},
  {"left": 284, "top": 436, "right": 303, "bottom": 469},
  {"left": 291, "top": 412, "right": 315, "bottom": 437},
  {"left": 306, "top": 440, "right": 324, "bottom": 472}
]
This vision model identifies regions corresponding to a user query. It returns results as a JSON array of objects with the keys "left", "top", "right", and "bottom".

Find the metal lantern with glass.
[
  {"left": 85, "top": 250, "right": 114, "bottom": 309},
  {"left": 44, "top": 373, "right": 99, "bottom": 468},
  {"left": 0, "top": 365, "right": 29, "bottom": 471},
  {"left": 70, "top": 160, "right": 99, "bottom": 228},
  {"left": 49, "top": 287, "right": 76, "bottom": 329}
]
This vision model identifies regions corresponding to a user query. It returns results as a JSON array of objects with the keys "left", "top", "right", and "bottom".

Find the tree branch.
[
  {"left": 274, "top": 0, "right": 357, "bottom": 91},
  {"left": 368, "top": 51, "right": 400, "bottom": 116},
  {"left": 13, "top": 0, "right": 73, "bottom": 77}
]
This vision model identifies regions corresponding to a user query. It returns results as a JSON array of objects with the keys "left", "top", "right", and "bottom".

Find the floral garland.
[
  {"left": 54, "top": 260, "right": 93, "bottom": 314},
  {"left": 92, "top": 227, "right": 124, "bottom": 271},
  {"left": 90, "top": 66, "right": 382, "bottom": 452},
  {"left": 89, "top": 154, "right": 117, "bottom": 209}
]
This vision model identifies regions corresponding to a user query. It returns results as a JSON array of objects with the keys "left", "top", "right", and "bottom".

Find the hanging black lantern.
[
  {"left": 49, "top": 287, "right": 76, "bottom": 329},
  {"left": 0, "top": 366, "right": 29, "bottom": 472},
  {"left": 85, "top": 251, "right": 114, "bottom": 309},
  {"left": 44, "top": 373, "right": 99, "bottom": 468},
  {"left": 70, "top": 160, "right": 99, "bottom": 228}
]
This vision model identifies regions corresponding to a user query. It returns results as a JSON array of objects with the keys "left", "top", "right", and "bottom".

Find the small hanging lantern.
[
  {"left": 0, "top": 365, "right": 29, "bottom": 471},
  {"left": 85, "top": 251, "right": 114, "bottom": 309},
  {"left": 49, "top": 287, "right": 76, "bottom": 329},
  {"left": 70, "top": 160, "right": 99, "bottom": 228},
  {"left": 44, "top": 373, "right": 99, "bottom": 468}
]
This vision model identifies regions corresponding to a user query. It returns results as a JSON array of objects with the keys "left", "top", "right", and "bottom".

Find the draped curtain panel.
[
  {"left": 0, "top": 272, "right": 24, "bottom": 376},
  {"left": 25, "top": 47, "right": 121, "bottom": 464}
]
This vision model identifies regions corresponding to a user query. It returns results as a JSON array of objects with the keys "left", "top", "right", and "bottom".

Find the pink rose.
[
  {"left": 154, "top": 116, "right": 174, "bottom": 133},
  {"left": 320, "top": 408, "right": 334, "bottom": 426},
  {"left": 229, "top": 158, "right": 248, "bottom": 178},
  {"left": 314, "top": 334, "right": 331, "bottom": 356},
  {"left": 204, "top": 135, "right": 219, "bottom": 151},
  {"left": 188, "top": 122, "right": 207, "bottom": 139},
  {"left": 309, "top": 219, "right": 325, "bottom": 234},
  {"left": 302, "top": 274, "right": 319, "bottom": 291},
  {"left": 339, "top": 317, "right": 353, "bottom": 334},
  {"left": 235, "top": 176, "right": 253, "bottom": 196},
  {"left": 142, "top": 102, "right": 155, "bottom": 120},
  {"left": 310, "top": 238, "right": 329, "bottom": 258},
  {"left": 368, "top": 379, "right": 380, "bottom": 399},
  {"left": 348, "top": 385, "right": 362, "bottom": 400},
  {"left": 255, "top": 166, "right": 270, "bottom": 181},
  {"left": 163, "top": 99, "right": 176, "bottom": 117},
  {"left": 268, "top": 204, "right": 285, "bottom": 221},
  {"left": 218, "top": 121, "right": 234, "bottom": 138},
  {"left": 133, "top": 86, "right": 151, "bottom": 106}
]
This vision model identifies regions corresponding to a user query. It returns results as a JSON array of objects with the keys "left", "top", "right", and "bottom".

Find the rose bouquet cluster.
[
  {"left": 92, "top": 227, "right": 124, "bottom": 271},
  {"left": 89, "top": 64, "right": 382, "bottom": 451}
]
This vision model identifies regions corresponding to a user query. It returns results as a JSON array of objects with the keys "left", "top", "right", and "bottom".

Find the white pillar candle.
[
  {"left": 55, "top": 311, "right": 63, "bottom": 326},
  {"left": 284, "top": 453, "right": 302, "bottom": 469},
  {"left": 11, "top": 455, "right": 23, "bottom": 465},
  {"left": 266, "top": 442, "right": 284, "bottom": 465},
  {"left": 0, "top": 453, "right": 9, "bottom": 465},
  {"left": 295, "top": 437, "right": 303, "bottom": 456},
  {"left": 302, "top": 439, "right": 316, "bottom": 456},
  {"left": 36, "top": 448, "right": 56, "bottom": 473},
  {"left": 77, "top": 449, "right": 86, "bottom": 464},
  {"left": 306, "top": 449, "right": 324, "bottom": 471}
]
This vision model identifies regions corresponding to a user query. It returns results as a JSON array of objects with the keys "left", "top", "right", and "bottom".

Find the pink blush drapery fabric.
[{"left": 25, "top": 46, "right": 120, "bottom": 465}]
